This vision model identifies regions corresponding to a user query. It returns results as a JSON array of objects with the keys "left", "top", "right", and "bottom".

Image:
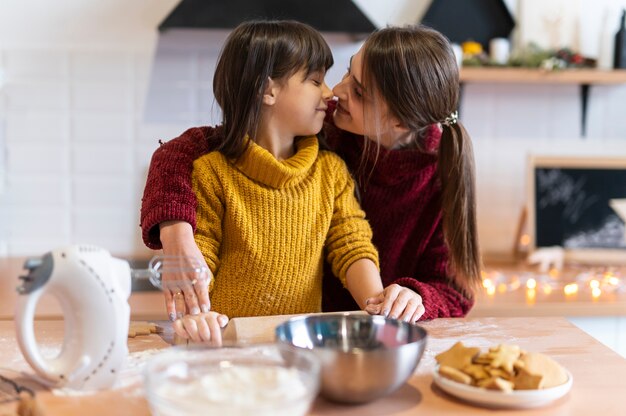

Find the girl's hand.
[
  {"left": 173, "top": 312, "right": 229, "bottom": 346},
  {"left": 364, "top": 284, "right": 425, "bottom": 323},
  {"left": 160, "top": 221, "right": 212, "bottom": 321}
]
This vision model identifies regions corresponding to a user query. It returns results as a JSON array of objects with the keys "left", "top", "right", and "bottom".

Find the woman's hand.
[
  {"left": 160, "top": 220, "right": 212, "bottom": 321},
  {"left": 173, "top": 312, "right": 229, "bottom": 346},
  {"left": 364, "top": 284, "right": 425, "bottom": 323}
]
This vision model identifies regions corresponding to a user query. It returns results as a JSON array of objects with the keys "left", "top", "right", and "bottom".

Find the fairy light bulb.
[
  {"left": 482, "top": 278, "right": 493, "bottom": 289},
  {"left": 564, "top": 283, "right": 578, "bottom": 296},
  {"left": 542, "top": 285, "right": 552, "bottom": 295},
  {"left": 487, "top": 285, "right": 496, "bottom": 296},
  {"left": 590, "top": 279, "right": 600, "bottom": 289},
  {"left": 526, "top": 278, "right": 537, "bottom": 289},
  {"left": 510, "top": 276, "right": 521, "bottom": 290},
  {"left": 591, "top": 287, "right": 601, "bottom": 299}
]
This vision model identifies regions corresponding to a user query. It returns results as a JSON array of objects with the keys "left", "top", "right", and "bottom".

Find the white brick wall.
[{"left": 0, "top": 30, "right": 625, "bottom": 258}]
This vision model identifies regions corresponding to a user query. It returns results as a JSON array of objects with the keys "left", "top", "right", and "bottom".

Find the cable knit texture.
[
  {"left": 140, "top": 102, "right": 474, "bottom": 319},
  {"left": 190, "top": 136, "right": 378, "bottom": 318},
  {"left": 320, "top": 112, "right": 473, "bottom": 319}
]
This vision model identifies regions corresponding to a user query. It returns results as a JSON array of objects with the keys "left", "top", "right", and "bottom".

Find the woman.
[{"left": 140, "top": 25, "right": 481, "bottom": 323}]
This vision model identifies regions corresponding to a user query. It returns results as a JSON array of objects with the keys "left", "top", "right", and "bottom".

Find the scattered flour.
[{"left": 51, "top": 348, "right": 163, "bottom": 397}]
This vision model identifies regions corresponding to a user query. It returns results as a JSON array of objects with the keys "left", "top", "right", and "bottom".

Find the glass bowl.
[{"left": 144, "top": 344, "right": 320, "bottom": 416}]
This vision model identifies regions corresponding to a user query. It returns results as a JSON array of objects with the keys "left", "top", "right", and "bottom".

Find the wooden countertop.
[
  {"left": 1, "top": 315, "right": 625, "bottom": 415},
  {"left": 3, "top": 256, "right": 625, "bottom": 320}
]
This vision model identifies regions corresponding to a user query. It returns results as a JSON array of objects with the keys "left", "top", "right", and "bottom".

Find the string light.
[
  {"left": 591, "top": 287, "right": 602, "bottom": 299},
  {"left": 563, "top": 283, "right": 578, "bottom": 296},
  {"left": 480, "top": 267, "right": 624, "bottom": 300}
]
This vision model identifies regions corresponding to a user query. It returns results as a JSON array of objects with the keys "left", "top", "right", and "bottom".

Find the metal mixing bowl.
[{"left": 275, "top": 313, "right": 427, "bottom": 404}]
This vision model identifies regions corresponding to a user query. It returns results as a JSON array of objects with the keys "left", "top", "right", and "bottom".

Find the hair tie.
[{"left": 442, "top": 111, "right": 458, "bottom": 127}]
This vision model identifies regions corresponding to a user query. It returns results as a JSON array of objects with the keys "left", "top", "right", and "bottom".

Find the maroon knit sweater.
[{"left": 140, "top": 105, "right": 474, "bottom": 320}]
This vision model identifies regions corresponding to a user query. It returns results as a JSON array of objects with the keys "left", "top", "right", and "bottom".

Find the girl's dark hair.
[
  {"left": 213, "top": 20, "right": 333, "bottom": 159},
  {"left": 361, "top": 25, "right": 482, "bottom": 295}
]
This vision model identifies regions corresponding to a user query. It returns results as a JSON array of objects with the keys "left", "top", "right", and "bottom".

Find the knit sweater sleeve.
[
  {"left": 191, "top": 156, "right": 223, "bottom": 275},
  {"left": 324, "top": 154, "right": 379, "bottom": 285},
  {"left": 140, "top": 126, "right": 220, "bottom": 249},
  {"left": 392, "top": 225, "right": 474, "bottom": 319}
]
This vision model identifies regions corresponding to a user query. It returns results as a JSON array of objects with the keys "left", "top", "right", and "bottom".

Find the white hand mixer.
[{"left": 14, "top": 244, "right": 208, "bottom": 391}]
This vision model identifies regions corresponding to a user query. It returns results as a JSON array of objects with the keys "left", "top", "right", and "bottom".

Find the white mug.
[{"left": 489, "top": 38, "right": 510, "bottom": 65}]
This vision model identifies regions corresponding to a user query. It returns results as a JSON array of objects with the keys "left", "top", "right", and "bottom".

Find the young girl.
[
  {"left": 141, "top": 24, "right": 480, "bottom": 327},
  {"left": 154, "top": 20, "right": 390, "bottom": 343}
]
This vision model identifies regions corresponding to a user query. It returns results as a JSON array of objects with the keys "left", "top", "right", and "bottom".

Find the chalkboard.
[{"left": 528, "top": 157, "right": 626, "bottom": 262}]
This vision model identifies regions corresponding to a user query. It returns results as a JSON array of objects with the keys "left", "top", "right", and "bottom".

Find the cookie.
[
  {"left": 462, "top": 364, "right": 490, "bottom": 381},
  {"left": 517, "top": 352, "right": 568, "bottom": 388},
  {"left": 435, "top": 342, "right": 480, "bottom": 370},
  {"left": 439, "top": 365, "right": 473, "bottom": 385},
  {"left": 479, "top": 377, "right": 514, "bottom": 393},
  {"left": 485, "top": 344, "right": 521, "bottom": 374},
  {"left": 128, "top": 321, "right": 163, "bottom": 338},
  {"left": 485, "top": 367, "right": 514, "bottom": 381},
  {"left": 513, "top": 367, "right": 543, "bottom": 390}
]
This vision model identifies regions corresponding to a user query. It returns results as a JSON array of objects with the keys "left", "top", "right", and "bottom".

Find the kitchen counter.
[
  {"left": 1, "top": 315, "right": 625, "bottom": 415},
  {"left": 2, "top": 257, "right": 625, "bottom": 320}
]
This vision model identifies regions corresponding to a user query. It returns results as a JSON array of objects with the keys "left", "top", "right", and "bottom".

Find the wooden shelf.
[
  {"left": 458, "top": 68, "right": 626, "bottom": 136},
  {"left": 460, "top": 67, "right": 626, "bottom": 84}
]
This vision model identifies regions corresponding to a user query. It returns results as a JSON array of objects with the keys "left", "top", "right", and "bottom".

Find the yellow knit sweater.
[{"left": 191, "top": 136, "right": 378, "bottom": 318}]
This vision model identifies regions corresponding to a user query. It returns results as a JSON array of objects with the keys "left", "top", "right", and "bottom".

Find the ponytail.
[
  {"left": 438, "top": 121, "right": 482, "bottom": 295},
  {"left": 360, "top": 25, "right": 482, "bottom": 296}
]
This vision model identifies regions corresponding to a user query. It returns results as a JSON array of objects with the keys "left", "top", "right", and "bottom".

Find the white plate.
[{"left": 432, "top": 366, "right": 573, "bottom": 409}]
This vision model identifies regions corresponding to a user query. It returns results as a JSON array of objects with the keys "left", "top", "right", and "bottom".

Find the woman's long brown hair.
[{"left": 361, "top": 25, "right": 482, "bottom": 295}]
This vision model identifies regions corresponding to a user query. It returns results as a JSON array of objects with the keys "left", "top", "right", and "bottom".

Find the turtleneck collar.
[{"left": 234, "top": 136, "right": 319, "bottom": 189}]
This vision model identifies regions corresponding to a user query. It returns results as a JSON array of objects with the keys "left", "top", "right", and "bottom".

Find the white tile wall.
[
  {"left": 7, "top": 111, "right": 69, "bottom": 142},
  {"left": 72, "top": 144, "right": 132, "bottom": 174},
  {"left": 72, "top": 113, "right": 132, "bottom": 143},
  {"left": 72, "top": 176, "right": 133, "bottom": 207},
  {"left": 5, "top": 50, "right": 69, "bottom": 79},
  {"left": 71, "top": 51, "right": 132, "bottom": 82},
  {"left": 71, "top": 82, "right": 131, "bottom": 112},
  {"left": 0, "top": 31, "right": 625, "bottom": 259},
  {"left": 4, "top": 176, "right": 68, "bottom": 206},
  {"left": 7, "top": 81, "right": 70, "bottom": 111},
  {"left": 73, "top": 208, "right": 138, "bottom": 251},
  {"left": 2, "top": 207, "right": 71, "bottom": 249},
  {"left": 8, "top": 144, "right": 69, "bottom": 175}
]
